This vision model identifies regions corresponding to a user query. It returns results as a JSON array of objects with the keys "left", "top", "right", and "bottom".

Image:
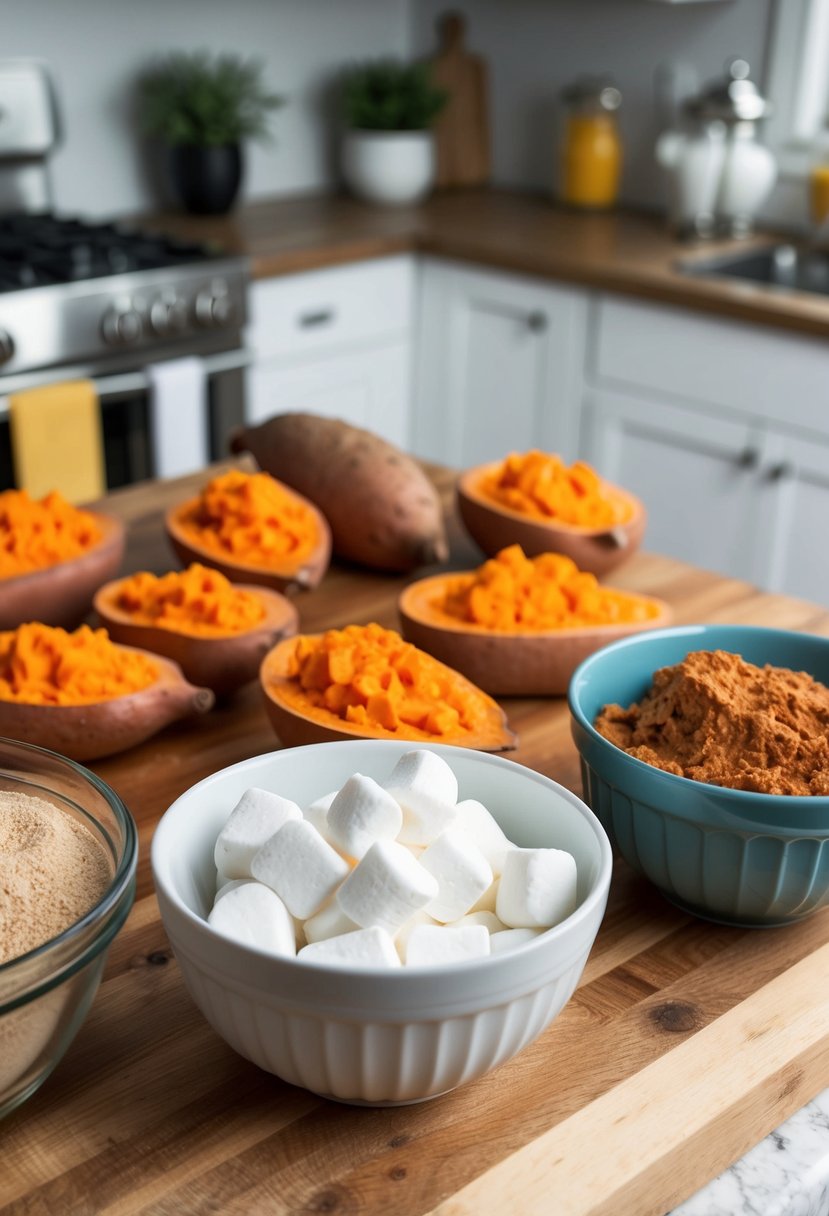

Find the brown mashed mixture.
[{"left": 594, "top": 648, "right": 829, "bottom": 795}]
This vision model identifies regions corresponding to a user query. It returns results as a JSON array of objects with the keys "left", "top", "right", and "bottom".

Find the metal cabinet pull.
[
  {"left": 766, "top": 461, "right": 795, "bottom": 482},
  {"left": 526, "top": 311, "right": 548, "bottom": 333},
  {"left": 298, "top": 308, "right": 335, "bottom": 329},
  {"left": 735, "top": 447, "right": 760, "bottom": 469}
]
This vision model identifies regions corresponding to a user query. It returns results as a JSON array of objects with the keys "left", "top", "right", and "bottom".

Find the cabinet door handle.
[
  {"left": 735, "top": 447, "right": 760, "bottom": 470},
  {"left": 526, "top": 311, "right": 548, "bottom": 333},
  {"left": 766, "top": 461, "right": 795, "bottom": 482},
  {"left": 298, "top": 308, "right": 336, "bottom": 329}
]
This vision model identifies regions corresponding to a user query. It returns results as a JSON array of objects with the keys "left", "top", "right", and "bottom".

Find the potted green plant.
[
  {"left": 138, "top": 51, "right": 283, "bottom": 215},
  {"left": 341, "top": 60, "right": 448, "bottom": 206}
]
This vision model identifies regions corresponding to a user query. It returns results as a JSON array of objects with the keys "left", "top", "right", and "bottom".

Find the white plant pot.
[{"left": 342, "top": 130, "right": 436, "bottom": 206}]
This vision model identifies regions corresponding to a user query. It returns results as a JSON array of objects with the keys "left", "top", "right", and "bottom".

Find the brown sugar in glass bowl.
[{"left": 0, "top": 738, "right": 137, "bottom": 1118}]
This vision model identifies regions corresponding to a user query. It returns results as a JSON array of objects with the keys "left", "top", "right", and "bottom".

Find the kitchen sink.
[{"left": 679, "top": 243, "right": 829, "bottom": 296}]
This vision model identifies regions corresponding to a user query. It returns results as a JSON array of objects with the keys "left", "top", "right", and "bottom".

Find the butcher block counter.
[
  {"left": 4, "top": 461, "right": 829, "bottom": 1216},
  {"left": 142, "top": 188, "right": 829, "bottom": 340}
]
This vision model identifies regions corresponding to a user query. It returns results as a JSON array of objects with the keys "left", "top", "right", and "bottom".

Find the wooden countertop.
[
  {"left": 4, "top": 462, "right": 829, "bottom": 1216},
  {"left": 141, "top": 188, "right": 829, "bottom": 340}
]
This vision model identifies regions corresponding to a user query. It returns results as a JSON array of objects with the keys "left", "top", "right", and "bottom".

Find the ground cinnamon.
[
  {"left": 0, "top": 490, "right": 102, "bottom": 579},
  {"left": 595, "top": 648, "right": 829, "bottom": 795},
  {"left": 481, "top": 450, "right": 632, "bottom": 529},
  {"left": 0, "top": 789, "right": 113, "bottom": 1095},
  {"left": 0, "top": 790, "right": 112, "bottom": 965}
]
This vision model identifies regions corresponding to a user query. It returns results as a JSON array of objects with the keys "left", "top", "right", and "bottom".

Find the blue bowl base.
[{"left": 662, "top": 891, "right": 813, "bottom": 930}]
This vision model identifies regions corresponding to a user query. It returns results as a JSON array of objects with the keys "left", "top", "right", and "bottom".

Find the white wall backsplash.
[
  {"left": 3, "top": 0, "right": 780, "bottom": 219},
  {"left": 411, "top": 0, "right": 775, "bottom": 210},
  {"left": 2, "top": 0, "right": 409, "bottom": 218}
]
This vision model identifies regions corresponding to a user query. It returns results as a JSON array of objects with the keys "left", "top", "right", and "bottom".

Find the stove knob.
[
  {"left": 101, "top": 307, "right": 143, "bottom": 345},
  {"left": 194, "top": 288, "right": 234, "bottom": 328},
  {"left": 149, "top": 295, "right": 188, "bottom": 336},
  {"left": 0, "top": 328, "right": 14, "bottom": 366}
]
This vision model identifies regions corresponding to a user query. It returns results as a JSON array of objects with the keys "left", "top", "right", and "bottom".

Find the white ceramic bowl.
[{"left": 152, "top": 740, "right": 611, "bottom": 1105}]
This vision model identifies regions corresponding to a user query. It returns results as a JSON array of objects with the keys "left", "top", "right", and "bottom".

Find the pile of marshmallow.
[{"left": 208, "top": 749, "right": 578, "bottom": 968}]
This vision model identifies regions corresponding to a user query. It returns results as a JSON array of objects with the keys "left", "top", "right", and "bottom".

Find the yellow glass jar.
[
  {"left": 810, "top": 163, "right": 829, "bottom": 226},
  {"left": 808, "top": 122, "right": 829, "bottom": 227},
  {"left": 560, "top": 80, "right": 623, "bottom": 210}
]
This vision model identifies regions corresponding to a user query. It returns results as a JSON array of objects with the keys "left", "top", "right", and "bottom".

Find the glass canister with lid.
[{"left": 559, "top": 77, "right": 623, "bottom": 210}]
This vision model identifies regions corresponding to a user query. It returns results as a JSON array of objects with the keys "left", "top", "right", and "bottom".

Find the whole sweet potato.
[{"left": 230, "top": 413, "right": 449, "bottom": 573}]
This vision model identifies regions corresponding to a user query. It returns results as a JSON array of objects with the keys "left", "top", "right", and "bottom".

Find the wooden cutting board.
[
  {"left": 427, "top": 12, "right": 491, "bottom": 190},
  {"left": 3, "top": 461, "right": 829, "bottom": 1216}
]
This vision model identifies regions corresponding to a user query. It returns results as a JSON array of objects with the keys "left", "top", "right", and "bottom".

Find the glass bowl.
[{"left": 0, "top": 738, "right": 137, "bottom": 1119}]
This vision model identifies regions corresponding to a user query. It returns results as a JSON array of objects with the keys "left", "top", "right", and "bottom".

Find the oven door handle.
[{"left": 0, "top": 348, "right": 253, "bottom": 414}]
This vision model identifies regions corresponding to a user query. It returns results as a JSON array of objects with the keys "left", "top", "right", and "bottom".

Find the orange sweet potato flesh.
[
  {"left": 165, "top": 470, "right": 331, "bottom": 594},
  {"left": 260, "top": 623, "right": 515, "bottom": 751},
  {"left": 457, "top": 462, "right": 646, "bottom": 579},
  {"left": 0, "top": 512, "right": 125, "bottom": 631},
  {"left": 0, "top": 642, "right": 213, "bottom": 761},
  {"left": 231, "top": 413, "right": 449, "bottom": 573},
  {"left": 398, "top": 546, "right": 672, "bottom": 696},
  {"left": 94, "top": 571, "right": 299, "bottom": 698}
]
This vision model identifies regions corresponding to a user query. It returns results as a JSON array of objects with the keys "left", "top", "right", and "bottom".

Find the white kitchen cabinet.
[
  {"left": 760, "top": 428, "right": 829, "bottom": 605},
  {"left": 412, "top": 258, "right": 589, "bottom": 467},
  {"left": 246, "top": 255, "right": 414, "bottom": 449},
  {"left": 581, "top": 389, "right": 771, "bottom": 583},
  {"left": 582, "top": 295, "right": 829, "bottom": 604}
]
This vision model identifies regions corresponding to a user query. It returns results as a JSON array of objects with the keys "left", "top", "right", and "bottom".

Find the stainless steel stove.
[{"left": 0, "top": 60, "right": 250, "bottom": 490}]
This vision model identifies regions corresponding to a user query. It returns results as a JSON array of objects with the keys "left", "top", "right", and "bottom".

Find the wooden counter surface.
[
  {"left": 141, "top": 188, "right": 829, "bottom": 339},
  {"left": 4, "top": 463, "right": 829, "bottom": 1216}
]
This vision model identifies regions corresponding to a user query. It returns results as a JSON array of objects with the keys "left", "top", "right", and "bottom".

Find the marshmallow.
[
  {"left": 419, "top": 828, "right": 493, "bottom": 923},
  {"left": 214, "top": 787, "right": 302, "bottom": 878},
  {"left": 303, "top": 790, "right": 337, "bottom": 839},
  {"left": 298, "top": 926, "right": 401, "bottom": 969},
  {"left": 303, "top": 898, "right": 360, "bottom": 945},
  {"left": 446, "top": 910, "right": 505, "bottom": 933},
  {"left": 393, "top": 908, "right": 440, "bottom": 960},
  {"left": 213, "top": 877, "right": 253, "bottom": 905},
  {"left": 326, "top": 774, "right": 403, "bottom": 860},
  {"left": 454, "top": 799, "right": 512, "bottom": 876},
  {"left": 405, "top": 924, "right": 490, "bottom": 967},
  {"left": 489, "top": 927, "right": 544, "bottom": 955},
  {"left": 336, "top": 839, "right": 439, "bottom": 934},
  {"left": 496, "top": 848, "right": 578, "bottom": 929},
  {"left": 384, "top": 749, "right": 458, "bottom": 845},
  {"left": 207, "top": 881, "right": 296, "bottom": 957},
  {"left": 251, "top": 819, "right": 350, "bottom": 919},
  {"left": 469, "top": 878, "right": 499, "bottom": 914}
]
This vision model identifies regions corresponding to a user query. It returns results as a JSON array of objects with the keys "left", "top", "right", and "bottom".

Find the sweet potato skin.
[
  {"left": 0, "top": 512, "right": 125, "bottom": 631},
  {"left": 0, "top": 649, "right": 214, "bottom": 761},
  {"left": 230, "top": 413, "right": 448, "bottom": 573}
]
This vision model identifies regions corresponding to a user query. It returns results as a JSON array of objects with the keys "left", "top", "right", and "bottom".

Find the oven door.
[{"left": 0, "top": 344, "right": 249, "bottom": 492}]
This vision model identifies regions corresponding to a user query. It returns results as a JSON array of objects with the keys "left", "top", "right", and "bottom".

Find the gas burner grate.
[{"left": 0, "top": 213, "right": 217, "bottom": 292}]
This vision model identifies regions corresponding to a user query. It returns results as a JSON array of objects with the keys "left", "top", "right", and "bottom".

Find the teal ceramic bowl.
[{"left": 568, "top": 624, "right": 829, "bottom": 927}]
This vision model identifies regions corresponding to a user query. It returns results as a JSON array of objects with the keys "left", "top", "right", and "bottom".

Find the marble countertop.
[{"left": 673, "top": 1087, "right": 829, "bottom": 1214}]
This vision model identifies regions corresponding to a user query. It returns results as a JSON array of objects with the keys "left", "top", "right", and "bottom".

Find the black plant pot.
[{"left": 168, "top": 143, "right": 243, "bottom": 215}]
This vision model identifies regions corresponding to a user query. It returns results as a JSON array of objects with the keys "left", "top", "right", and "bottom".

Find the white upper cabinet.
[{"left": 412, "top": 258, "right": 589, "bottom": 468}]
